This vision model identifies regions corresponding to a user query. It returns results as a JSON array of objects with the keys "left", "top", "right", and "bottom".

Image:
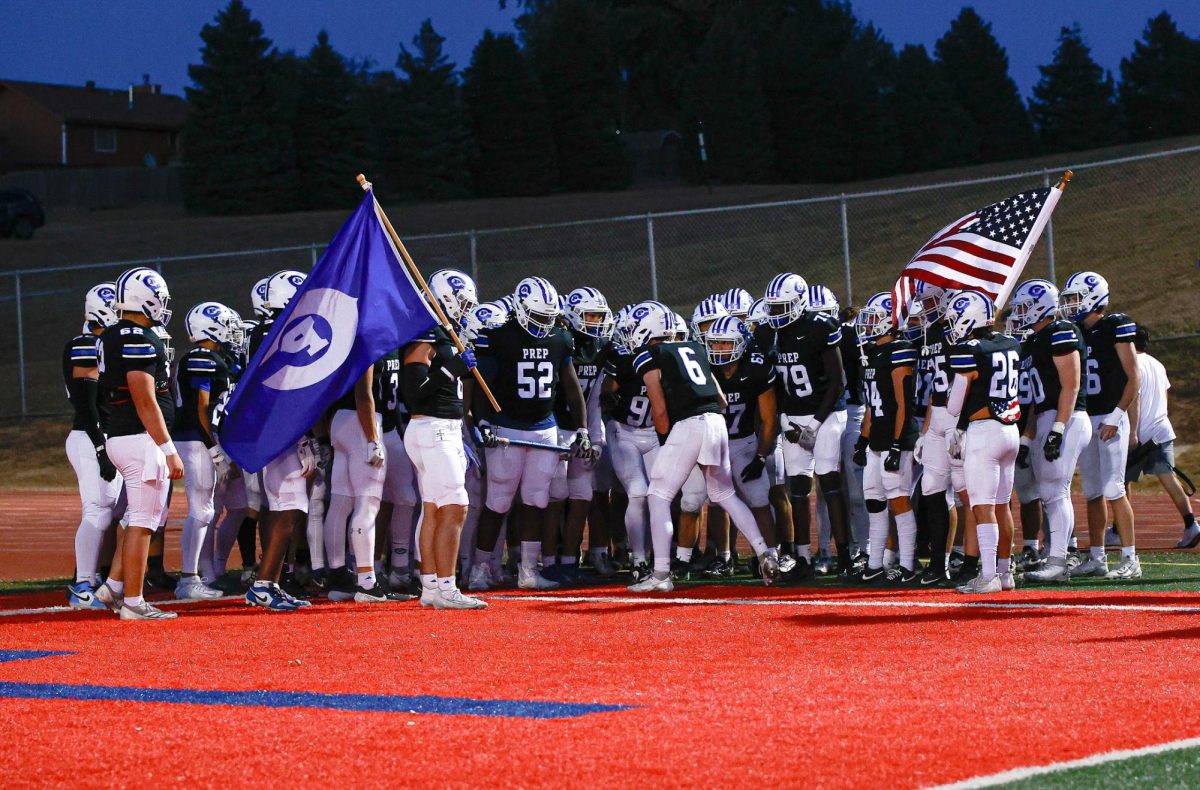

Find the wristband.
[
  {"left": 1052, "top": 421, "right": 1066, "bottom": 434},
  {"left": 158, "top": 441, "right": 177, "bottom": 457}
]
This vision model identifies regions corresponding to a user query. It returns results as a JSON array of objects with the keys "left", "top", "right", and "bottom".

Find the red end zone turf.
[{"left": 2, "top": 585, "right": 1199, "bottom": 788}]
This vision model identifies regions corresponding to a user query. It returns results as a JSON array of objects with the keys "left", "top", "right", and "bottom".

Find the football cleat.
[
  {"left": 611, "top": 545, "right": 631, "bottom": 570},
  {"left": 813, "top": 553, "right": 834, "bottom": 576},
  {"left": 1070, "top": 556, "right": 1109, "bottom": 578},
  {"left": 419, "top": 586, "right": 439, "bottom": 608},
  {"left": 627, "top": 573, "right": 673, "bottom": 593},
  {"left": 353, "top": 583, "right": 413, "bottom": 603},
  {"left": 630, "top": 561, "right": 651, "bottom": 583},
  {"left": 948, "top": 551, "right": 966, "bottom": 573},
  {"left": 783, "top": 555, "right": 813, "bottom": 582},
  {"left": 94, "top": 582, "right": 124, "bottom": 613},
  {"left": 1105, "top": 555, "right": 1142, "bottom": 580},
  {"left": 1025, "top": 557, "right": 1070, "bottom": 584},
  {"left": 325, "top": 567, "right": 357, "bottom": 602},
  {"left": 175, "top": 576, "right": 223, "bottom": 600},
  {"left": 67, "top": 580, "right": 107, "bottom": 610},
  {"left": 1000, "top": 571, "right": 1016, "bottom": 591},
  {"left": 432, "top": 588, "right": 488, "bottom": 610},
  {"left": 245, "top": 581, "right": 300, "bottom": 611},
  {"left": 778, "top": 553, "right": 798, "bottom": 575},
  {"left": 1177, "top": 524, "right": 1200, "bottom": 549},
  {"left": 956, "top": 574, "right": 1002, "bottom": 594},
  {"left": 144, "top": 566, "right": 179, "bottom": 591},
  {"left": 467, "top": 564, "right": 492, "bottom": 592},
  {"left": 517, "top": 567, "right": 560, "bottom": 591},
  {"left": 704, "top": 558, "right": 734, "bottom": 578},
  {"left": 859, "top": 565, "right": 887, "bottom": 584},
  {"left": 1016, "top": 546, "right": 1041, "bottom": 571},
  {"left": 759, "top": 553, "right": 780, "bottom": 586},
  {"left": 593, "top": 552, "right": 618, "bottom": 578},
  {"left": 119, "top": 600, "right": 178, "bottom": 620},
  {"left": 1066, "top": 549, "right": 1083, "bottom": 572},
  {"left": 897, "top": 565, "right": 922, "bottom": 585},
  {"left": 918, "top": 568, "right": 946, "bottom": 587}
]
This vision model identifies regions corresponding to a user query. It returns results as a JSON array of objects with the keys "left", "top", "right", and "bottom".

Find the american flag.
[{"left": 892, "top": 184, "right": 1063, "bottom": 326}]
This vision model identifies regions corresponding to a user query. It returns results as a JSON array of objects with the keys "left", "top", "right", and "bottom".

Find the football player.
[
  {"left": 1010, "top": 280, "right": 1091, "bottom": 584},
  {"left": 469, "top": 277, "right": 590, "bottom": 591},
  {"left": 242, "top": 270, "right": 315, "bottom": 610},
  {"left": 943, "top": 292, "right": 1022, "bottom": 593},
  {"left": 627, "top": 302, "right": 777, "bottom": 592},
  {"left": 173, "top": 302, "right": 241, "bottom": 600},
  {"left": 1006, "top": 309, "right": 1044, "bottom": 569},
  {"left": 764, "top": 273, "right": 851, "bottom": 576},
  {"left": 403, "top": 270, "right": 486, "bottom": 609},
  {"left": 719, "top": 288, "right": 753, "bottom": 321},
  {"left": 1059, "top": 272, "right": 1141, "bottom": 579},
  {"left": 854, "top": 292, "right": 919, "bottom": 584},
  {"left": 65, "top": 283, "right": 123, "bottom": 608},
  {"left": 93, "top": 268, "right": 183, "bottom": 619}
]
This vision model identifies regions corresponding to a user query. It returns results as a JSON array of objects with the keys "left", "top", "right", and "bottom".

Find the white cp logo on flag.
[{"left": 261, "top": 288, "right": 359, "bottom": 391}]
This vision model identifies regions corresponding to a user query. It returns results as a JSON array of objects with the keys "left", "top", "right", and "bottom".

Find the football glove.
[
  {"left": 570, "top": 429, "right": 592, "bottom": 459},
  {"left": 852, "top": 435, "right": 868, "bottom": 467},
  {"left": 458, "top": 347, "right": 477, "bottom": 370},
  {"left": 884, "top": 442, "right": 902, "bottom": 473},
  {"left": 798, "top": 421, "right": 820, "bottom": 452},
  {"left": 474, "top": 423, "right": 499, "bottom": 448},
  {"left": 1017, "top": 437, "right": 1031, "bottom": 469},
  {"left": 741, "top": 453, "right": 766, "bottom": 483},
  {"left": 95, "top": 446, "right": 117, "bottom": 482},
  {"left": 208, "top": 444, "right": 232, "bottom": 482},
  {"left": 912, "top": 434, "right": 924, "bottom": 465},
  {"left": 297, "top": 436, "right": 317, "bottom": 478},
  {"left": 947, "top": 429, "right": 965, "bottom": 461},
  {"left": 783, "top": 423, "right": 801, "bottom": 444},
  {"left": 1044, "top": 422, "right": 1065, "bottom": 462}
]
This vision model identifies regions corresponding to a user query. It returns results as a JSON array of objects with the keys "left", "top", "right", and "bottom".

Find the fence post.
[
  {"left": 14, "top": 272, "right": 26, "bottom": 417},
  {"left": 1042, "top": 171, "right": 1056, "bottom": 283},
  {"left": 154, "top": 259, "right": 163, "bottom": 274},
  {"left": 646, "top": 214, "right": 659, "bottom": 301},
  {"left": 839, "top": 195, "right": 852, "bottom": 304},
  {"left": 469, "top": 229, "right": 478, "bottom": 286},
  {"left": 310, "top": 242, "right": 318, "bottom": 267}
]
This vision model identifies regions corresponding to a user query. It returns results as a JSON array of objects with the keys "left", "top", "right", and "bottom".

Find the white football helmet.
[
  {"left": 944, "top": 290, "right": 996, "bottom": 343},
  {"left": 763, "top": 272, "right": 809, "bottom": 328},
  {"left": 612, "top": 304, "right": 637, "bottom": 353},
  {"left": 1059, "top": 271, "right": 1108, "bottom": 322},
  {"left": 690, "top": 297, "right": 729, "bottom": 339},
  {"left": 745, "top": 298, "right": 768, "bottom": 333},
  {"left": 513, "top": 276, "right": 560, "bottom": 338},
  {"left": 428, "top": 269, "right": 478, "bottom": 326},
  {"left": 855, "top": 292, "right": 895, "bottom": 342},
  {"left": 115, "top": 267, "right": 172, "bottom": 325},
  {"left": 719, "top": 288, "right": 753, "bottom": 319},
  {"left": 250, "top": 276, "right": 271, "bottom": 319},
  {"left": 671, "top": 312, "right": 689, "bottom": 341},
  {"left": 565, "top": 287, "right": 614, "bottom": 339},
  {"left": 185, "top": 302, "right": 241, "bottom": 349},
  {"left": 462, "top": 301, "right": 507, "bottom": 344},
  {"left": 1010, "top": 279, "right": 1060, "bottom": 330},
  {"left": 704, "top": 314, "right": 747, "bottom": 365},
  {"left": 264, "top": 270, "right": 306, "bottom": 314},
  {"left": 909, "top": 281, "right": 947, "bottom": 326},
  {"left": 626, "top": 301, "right": 674, "bottom": 349},
  {"left": 84, "top": 282, "right": 118, "bottom": 329},
  {"left": 240, "top": 319, "right": 259, "bottom": 357},
  {"left": 807, "top": 284, "right": 839, "bottom": 317}
]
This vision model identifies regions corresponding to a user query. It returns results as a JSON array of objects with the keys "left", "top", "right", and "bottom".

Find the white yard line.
[{"left": 928, "top": 736, "right": 1200, "bottom": 788}]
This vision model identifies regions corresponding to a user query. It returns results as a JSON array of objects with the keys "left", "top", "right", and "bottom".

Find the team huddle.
[{"left": 62, "top": 261, "right": 1147, "bottom": 618}]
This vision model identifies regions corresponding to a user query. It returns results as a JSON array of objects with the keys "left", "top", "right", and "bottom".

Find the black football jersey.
[
  {"left": 915, "top": 320, "right": 952, "bottom": 410},
  {"left": 715, "top": 350, "right": 776, "bottom": 440},
  {"left": 173, "top": 347, "right": 232, "bottom": 445},
  {"left": 404, "top": 327, "right": 464, "bottom": 420},
  {"left": 839, "top": 323, "right": 864, "bottom": 407},
  {"left": 633, "top": 340, "right": 721, "bottom": 425},
  {"left": 553, "top": 331, "right": 608, "bottom": 431},
  {"left": 1081, "top": 313, "right": 1136, "bottom": 416},
  {"left": 98, "top": 319, "right": 174, "bottom": 437},
  {"left": 604, "top": 350, "right": 654, "bottom": 429},
  {"left": 246, "top": 318, "right": 273, "bottom": 363},
  {"left": 949, "top": 333, "right": 1022, "bottom": 424},
  {"left": 63, "top": 333, "right": 109, "bottom": 434},
  {"left": 476, "top": 321, "right": 574, "bottom": 429},
  {"left": 752, "top": 324, "right": 777, "bottom": 364},
  {"left": 773, "top": 313, "right": 845, "bottom": 416},
  {"left": 862, "top": 338, "right": 918, "bottom": 451},
  {"left": 1025, "top": 320, "right": 1087, "bottom": 416}
]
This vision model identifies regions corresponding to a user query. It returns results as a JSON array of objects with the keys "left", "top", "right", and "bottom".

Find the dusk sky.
[{"left": 2, "top": 1, "right": 1197, "bottom": 102}]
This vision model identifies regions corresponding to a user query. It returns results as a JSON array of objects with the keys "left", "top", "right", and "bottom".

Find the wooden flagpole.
[{"left": 357, "top": 174, "right": 501, "bottom": 413}]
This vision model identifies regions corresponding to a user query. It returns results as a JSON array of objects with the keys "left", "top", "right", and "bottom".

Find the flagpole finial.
[
  {"left": 1057, "top": 170, "right": 1073, "bottom": 189},
  {"left": 357, "top": 174, "right": 372, "bottom": 192}
]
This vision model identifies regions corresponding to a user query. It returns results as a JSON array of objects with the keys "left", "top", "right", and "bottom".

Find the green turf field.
[{"left": 992, "top": 742, "right": 1200, "bottom": 789}]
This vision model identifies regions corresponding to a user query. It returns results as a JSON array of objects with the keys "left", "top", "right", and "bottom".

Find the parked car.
[{"left": 0, "top": 189, "right": 45, "bottom": 239}]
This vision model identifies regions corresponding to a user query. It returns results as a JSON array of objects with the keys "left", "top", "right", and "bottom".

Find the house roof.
[{"left": 0, "top": 79, "right": 187, "bottom": 131}]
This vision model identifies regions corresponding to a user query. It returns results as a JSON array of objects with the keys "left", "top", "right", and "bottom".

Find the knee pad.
[
  {"left": 1104, "top": 481, "right": 1127, "bottom": 501},
  {"left": 189, "top": 501, "right": 215, "bottom": 526},
  {"left": 789, "top": 475, "right": 813, "bottom": 499},
  {"left": 866, "top": 499, "right": 887, "bottom": 514},
  {"left": 817, "top": 471, "right": 843, "bottom": 499},
  {"left": 82, "top": 503, "right": 113, "bottom": 532}
]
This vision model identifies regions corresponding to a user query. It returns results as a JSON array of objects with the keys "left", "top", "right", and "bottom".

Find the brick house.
[{"left": 0, "top": 78, "right": 188, "bottom": 172}]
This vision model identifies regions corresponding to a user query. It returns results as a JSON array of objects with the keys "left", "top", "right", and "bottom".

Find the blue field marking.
[
  {"left": 0, "top": 682, "right": 630, "bottom": 719},
  {"left": 0, "top": 650, "right": 72, "bottom": 663}
]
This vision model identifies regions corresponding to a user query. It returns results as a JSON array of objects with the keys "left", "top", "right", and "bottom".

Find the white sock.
[
  {"left": 978, "top": 522, "right": 999, "bottom": 580},
  {"left": 884, "top": 547, "right": 899, "bottom": 568},
  {"left": 560, "top": 555, "right": 577, "bottom": 566},
  {"left": 357, "top": 570, "right": 376, "bottom": 589},
  {"left": 124, "top": 594, "right": 143, "bottom": 607},
  {"left": 106, "top": 579, "right": 124, "bottom": 595},
  {"left": 520, "top": 541, "right": 540, "bottom": 573},
  {"left": 868, "top": 510, "right": 888, "bottom": 569},
  {"left": 542, "top": 554, "right": 557, "bottom": 567},
  {"left": 1090, "top": 545, "right": 1104, "bottom": 560},
  {"left": 1121, "top": 545, "right": 1136, "bottom": 558},
  {"left": 648, "top": 494, "right": 675, "bottom": 574},
  {"left": 420, "top": 573, "right": 437, "bottom": 591},
  {"left": 74, "top": 520, "right": 106, "bottom": 583},
  {"left": 437, "top": 576, "right": 456, "bottom": 593},
  {"left": 324, "top": 494, "right": 353, "bottom": 568},
  {"left": 1023, "top": 539, "right": 1039, "bottom": 550},
  {"left": 895, "top": 510, "right": 917, "bottom": 571},
  {"left": 796, "top": 544, "right": 813, "bottom": 560},
  {"left": 1045, "top": 498, "right": 1073, "bottom": 559},
  {"left": 626, "top": 496, "right": 648, "bottom": 563},
  {"left": 676, "top": 546, "right": 693, "bottom": 563},
  {"left": 998, "top": 557, "right": 1011, "bottom": 575}
]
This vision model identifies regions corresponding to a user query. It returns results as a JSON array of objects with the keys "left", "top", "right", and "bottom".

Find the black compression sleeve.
[
  {"left": 402, "top": 359, "right": 448, "bottom": 406},
  {"left": 71, "top": 377, "right": 107, "bottom": 449}
]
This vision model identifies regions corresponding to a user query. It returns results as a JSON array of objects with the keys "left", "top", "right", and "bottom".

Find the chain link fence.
[{"left": 4, "top": 142, "right": 1199, "bottom": 419}]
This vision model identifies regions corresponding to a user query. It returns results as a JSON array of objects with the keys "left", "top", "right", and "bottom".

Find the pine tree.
[
  {"left": 462, "top": 31, "right": 557, "bottom": 196},
  {"left": 386, "top": 20, "right": 475, "bottom": 200},
  {"left": 1029, "top": 25, "right": 1121, "bottom": 153},
  {"left": 293, "top": 31, "right": 370, "bottom": 209},
  {"left": 1119, "top": 12, "right": 1200, "bottom": 141},
  {"left": 679, "top": 5, "right": 774, "bottom": 183},
  {"left": 889, "top": 44, "right": 977, "bottom": 172},
  {"left": 182, "top": 0, "right": 298, "bottom": 214},
  {"left": 520, "top": 0, "right": 630, "bottom": 191},
  {"left": 935, "top": 8, "right": 1036, "bottom": 163}
]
